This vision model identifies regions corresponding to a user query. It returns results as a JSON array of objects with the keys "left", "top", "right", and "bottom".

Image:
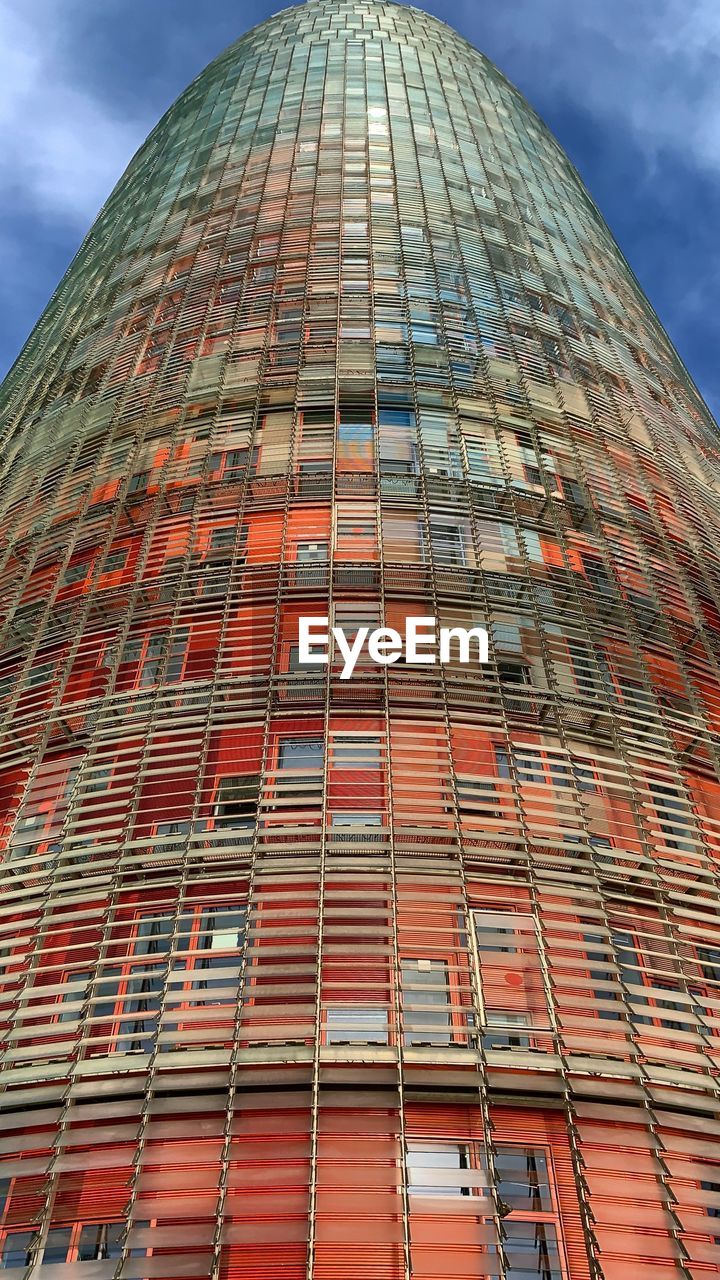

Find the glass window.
[
  {"left": 176, "top": 906, "right": 244, "bottom": 959},
  {"left": 121, "top": 630, "right": 188, "bottom": 687},
  {"left": 515, "top": 751, "right": 544, "bottom": 784},
  {"left": 484, "top": 1010, "right": 531, "bottom": 1049},
  {"left": 278, "top": 738, "right": 324, "bottom": 771},
  {"left": 165, "top": 629, "right": 189, "bottom": 683},
  {"left": 474, "top": 913, "right": 519, "bottom": 953},
  {"left": 103, "top": 549, "right": 129, "bottom": 574},
  {"left": 499, "top": 662, "right": 531, "bottom": 686},
  {"left": 698, "top": 946, "right": 720, "bottom": 983},
  {"left": 402, "top": 959, "right": 452, "bottom": 1046},
  {"left": 331, "top": 811, "right": 382, "bottom": 827},
  {"left": 431, "top": 522, "right": 466, "bottom": 566},
  {"left": 287, "top": 643, "right": 315, "bottom": 673},
  {"left": 64, "top": 560, "right": 91, "bottom": 585},
  {"left": 42, "top": 1228, "right": 73, "bottom": 1263},
  {"left": 332, "top": 735, "right": 382, "bottom": 769},
  {"left": 213, "top": 777, "right": 258, "bottom": 828},
  {"left": 406, "top": 1143, "right": 473, "bottom": 1195},
  {"left": 77, "top": 1222, "right": 124, "bottom": 1261},
  {"left": 127, "top": 471, "right": 150, "bottom": 494},
  {"left": 325, "top": 1006, "right": 389, "bottom": 1045},
  {"left": 1, "top": 1231, "right": 36, "bottom": 1268},
  {"left": 134, "top": 914, "right": 173, "bottom": 958},
  {"left": 495, "top": 1148, "right": 554, "bottom": 1213},
  {"left": 25, "top": 662, "right": 55, "bottom": 689},
  {"left": 57, "top": 969, "right": 92, "bottom": 1022},
  {"left": 155, "top": 820, "right": 192, "bottom": 844},
  {"left": 296, "top": 541, "right": 328, "bottom": 562},
  {"left": 493, "top": 623, "right": 523, "bottom": 654},
  {"left": 648, "top": 780, "right": 694, "bottom": 851},
  {"left": 503, "top": 1220, "right": 563, "bottom": 1280},
  {"left": 209, "top": 526, "right": 237, "bottom": 551},
  {"left": 581, "top": 553, "right": 614, "bottom": 594}
]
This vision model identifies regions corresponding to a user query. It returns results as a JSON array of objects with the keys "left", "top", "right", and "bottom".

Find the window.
[
  {"left": 572, "top": 764, "right": 597, "bottom": 793},
  {"left": 1, "top": 1231, "right": 36, "bottom": 1269},
  {"left": 209, "top": 449, "right": 253, "bottom": 482},
  {"left": 102, "top": 549, "right": 129, "bottom": 574},
  {"left": 278, "top": 738, "right": 324, "bottom": 772},
  {"left": 42, "top": 1227, "right": 74, "bottom": 1263},
  {"left": 337, "top": 423, "right": 374, "bottom": 467},
  {"left": 121, "top": 629, "right": 188, "bottom": 687},
  {"left": 560, "top": 476, "right": 585, "bottom": 505},
  {"left": 294, "top": 541, "right": 328, "bottom": 586},
  {"left": 331, "top": 811, "right": 382, "bottom": 828},
  {"left": 475, "top": 917, "right": 520, "bottom": 954},
  {"left": 406, "top": 1143, "right": 474, "bottom": 1196},
  {"left": 493, "top": 623, "right": 523, "bottom": 654},
  {"left": 94, "top": 914, "right": 172, "bottom": 1054},
  {"left": 63, "top": 560, "right": 91, "bottom": 585},
  {"left": 522, "top": 530, "right": 544, "bottom": 563},
  {"left": 56, "top": 968, "right": 92, "bottom": 1022},
  {"left": 431, "top": 522, "right": 466, "bottom": 566},
  {"left": 701, "top": 1179, "right": 720, "bottom": 1221},
  {"left": 496, "top": 1148, "right": 554, "bottom": 1213},
  {"left": 473, "top": 911, "right": 547, "bottom": 1048},
  {"left": 127, "top": 471, "right": 150, "bottom": 495},
  {"left": 209, "top": 526, "right": 237, "bottom": 552},
  {"left": 173, "top": 905, "right": 246, "bottom": 1000},
  {"left": 286, "top": 643, "right": 316, "bottom": 673},
  {"left": 484, "top": 1010, "right": 531, "bottom": 1049},
  {"left": 514, "top": 750, "right": 544, "bottom": 784},
  {"left": 581, "top": 553, "right": 614, "bottom": 595},
  {"left": 495, "top": 1147, "right": 564, "bottom": 1280},
  {"left": 213, "top": 776, "right": 258, "bottom": 829},
  {"left": 9, "top": 759, "right": 79, "bottom": 864},
  {"left": 85, "top": 765, "right": 113, "bottom": 794},
  {"left": 498, "top": 662, "right": 531, "bottom": 686},
  {"left": 466, "top": 440, "right": 500, "bottom": 483},
  {"left": 567, "top": 643, "right": 614, "bottom": 698},
  {"left": 698, "top": 946, "right": 720, "bottom": 984},
  {"left": 78, "top": 1223, "right": 124, "bottom": 1261},
  {"left": 325, "top": 1006, "right": 389, "bottom": 1045},
  {"left": 332, "top": 735, "right": 382, "bottom": 769},
  {"left": 42, "top": 1222, "right": 124, "bottom": 1263},
  {"left": 614, "top": 930, "right": 649, "bottom": 1014},
  {"left": 503, "top": 1221, "right": 564, "bottom": 1280},
  {"left": 401, "top": 959, "right": 452, "bottom": 1046},
  {"left": 25, "top": 661, "right": 55, "bottom": 689},
  {"left": 648, "top": 780, "right": 695, "bottom": 852},
  {"left": 296, "top": 540, "right": 328, "bottom": 562}
]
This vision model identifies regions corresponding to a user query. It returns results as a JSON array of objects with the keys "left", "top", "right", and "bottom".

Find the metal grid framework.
[{"left": 0, "top": 1, "right": 719, "bottom": 1276}]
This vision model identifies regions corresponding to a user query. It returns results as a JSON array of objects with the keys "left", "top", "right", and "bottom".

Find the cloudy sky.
[{"left": 1, "top": 0, "right": 719, "bottom": 415}]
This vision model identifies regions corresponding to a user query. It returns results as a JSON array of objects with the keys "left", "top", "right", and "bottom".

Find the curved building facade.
[{"left": 1, "top": 1, "right": 720, "bottom": 1275}]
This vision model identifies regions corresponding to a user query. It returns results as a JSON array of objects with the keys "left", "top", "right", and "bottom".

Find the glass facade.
[{"left": 0, "top": 1, "right": 719, "bottom": 1274}]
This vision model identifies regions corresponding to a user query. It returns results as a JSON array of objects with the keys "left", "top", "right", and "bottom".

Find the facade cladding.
[{"left": 2, "top": 0, "right": 720, "bottom": 1275}]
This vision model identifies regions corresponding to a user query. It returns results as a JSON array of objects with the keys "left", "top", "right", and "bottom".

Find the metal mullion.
[
  {"left": 305, "top": 33, "right": 346, "bottom": 1280},
  {"left": 368, "top": 40, "right": 411, "bottom": 1280},
  {"left": 390, "top": 40, "right": 507, "bottom": 1280}
]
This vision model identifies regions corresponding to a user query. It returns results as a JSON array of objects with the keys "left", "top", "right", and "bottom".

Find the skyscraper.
[{"left": 1, "top": 0, "right": 719, "bottom": 1273}]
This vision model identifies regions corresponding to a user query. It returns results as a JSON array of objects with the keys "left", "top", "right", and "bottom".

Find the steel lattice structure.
[{"left": 0, "top": 1, "right": 719, "bottom": 1276}]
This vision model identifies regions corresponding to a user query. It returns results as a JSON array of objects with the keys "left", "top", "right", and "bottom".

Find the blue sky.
[{"left": 2, "top": 0, "right": 719, "bottom": 416}]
